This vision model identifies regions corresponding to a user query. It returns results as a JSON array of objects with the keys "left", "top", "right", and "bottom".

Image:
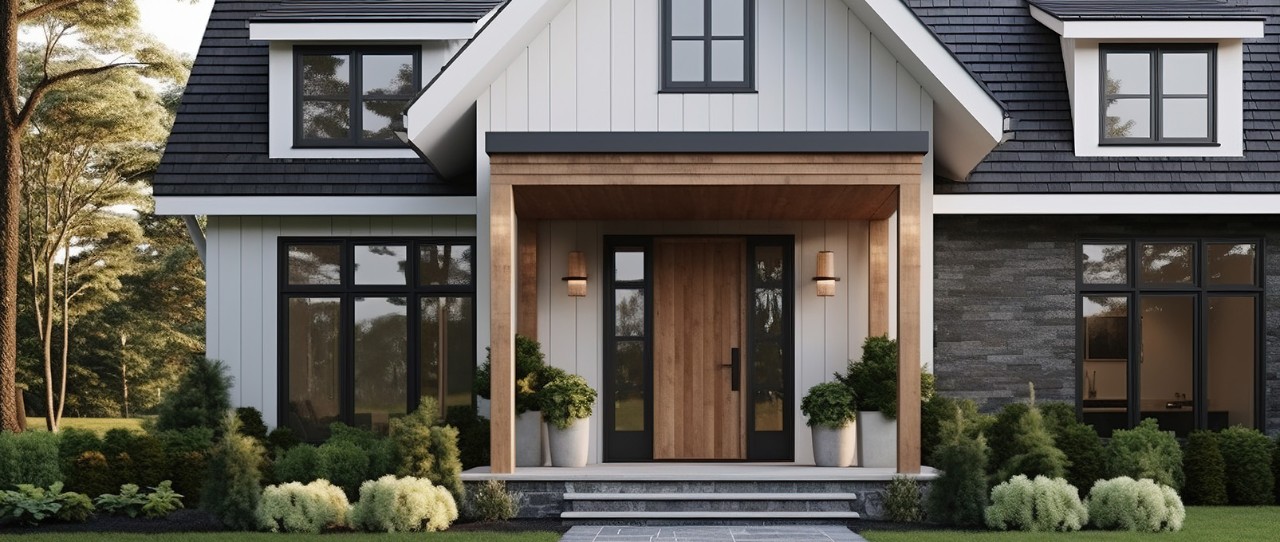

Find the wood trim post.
[
  {"left": 517, "top": 219, "right": 538, "bottom": 338},
  {"left": 869, "top": 218, "right": 890, "bottom": 337},
  {"left": 896, "top": 183, "right": 922, "bottom": 474},
  {"left": 490, "top": 185, "right": 516, "bottom": 474}
]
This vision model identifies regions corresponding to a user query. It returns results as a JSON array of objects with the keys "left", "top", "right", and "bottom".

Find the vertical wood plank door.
[{"left": 653, "top": 238, "right": 745, "bottom": 460}]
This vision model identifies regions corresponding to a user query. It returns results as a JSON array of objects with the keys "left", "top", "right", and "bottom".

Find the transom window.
[
  {"left": 1101, "top": 45, "right": 1215, "bottom": 144},
  {"left": 662, "top": 0, "right": 754, "bottom": 91},
  {"left": 280, "top": 239, "right": 475, "bottom": 441},
  {"left": 295, "top": 47, "right": 420, "bottom": 147}
]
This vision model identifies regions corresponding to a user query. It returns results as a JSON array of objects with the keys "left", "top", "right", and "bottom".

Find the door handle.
[{"left": 730, "top": 347, "right": 740, "bottom": 392}]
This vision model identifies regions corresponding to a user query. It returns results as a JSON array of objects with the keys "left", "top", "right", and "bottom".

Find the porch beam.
[
  {"left": 868, "top": 218, "right": 890, "bottom": 337},
  {"left": 490, "top": 153, "right": 924, "bottom": 187},
  {"left": 517, "top": 219, "right": 538, "bottom": 338},
  {"left": 490, "top": 184, "right": 517, "bottom": 474},
  {"left": 896, "top": 183, "right": 922, "bottom": 474}
]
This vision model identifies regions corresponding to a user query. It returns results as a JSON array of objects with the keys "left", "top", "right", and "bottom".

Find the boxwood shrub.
[
  {"left": 1182, "top": 430, "right": 1227, "bottom": 505},
  {"left": 0, "top": 430, "right": 62, "bottom": 489},
  {"left": 1105, "top": 418, "right": 1183, "bottom": 490},
  {"left": 1217, "top": 426, "right": 1275, "bottom": 505}
]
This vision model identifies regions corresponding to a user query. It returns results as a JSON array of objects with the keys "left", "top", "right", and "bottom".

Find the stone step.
[
  {"left": 563, "top": 492, "right": 858, "bottom": 501},
  {"left": 561, "top": 511, "right": 862, "bottom": 520},
  {"left": 566, "top": 500, "right": 857, "bottom": 513}
]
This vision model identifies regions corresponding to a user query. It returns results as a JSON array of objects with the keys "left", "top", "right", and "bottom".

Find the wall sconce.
[
  {"left": 813, "top": 250, "right": 839, "bottom": 297},
  {"left": 562, "top": 251, "right": 587, "bottom": 297}
]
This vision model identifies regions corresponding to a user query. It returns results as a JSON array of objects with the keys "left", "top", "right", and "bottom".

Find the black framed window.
[
  {"left": 662, "top": 0, "right": 754, "bottom": 92},
  {"left": 1100, "top": 45, "right": 1215, "bottom": 144},
  {"left": 295, "top": 47, "right": 421, "bottom": 148},
  {"left": 1077, "top": 239, "right": 1261, "bottom": 438},
  {"left": 280, "top": 238, "right": 475, "bottom": 441}
]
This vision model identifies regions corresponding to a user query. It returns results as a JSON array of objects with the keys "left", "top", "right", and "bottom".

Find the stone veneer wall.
[{"left": 934, "top": 215, "right": 1280, "bottom": 435}]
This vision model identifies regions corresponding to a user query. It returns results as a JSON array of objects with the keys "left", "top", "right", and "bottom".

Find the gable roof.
[
  {"left": 252, "top": 0, "right": 503, "bottom": 22},
  {"left": 153, "top": 0, "right": 469, "bottom": 197},
  {"left": 1027, "top": 0, "right": 1263, "bottom": 20},
  {"left": 909, "top": 0, "right": 1280, "bottom": 193}
]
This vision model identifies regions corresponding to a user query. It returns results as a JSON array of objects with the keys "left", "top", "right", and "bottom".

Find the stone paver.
[{"left": 560, "top": 525, "right": 865, "bottom": 542}]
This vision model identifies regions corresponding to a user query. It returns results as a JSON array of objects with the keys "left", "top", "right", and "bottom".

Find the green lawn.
[
  {"left": 862, "top": 507, "right": 1280, "bottom": 541},
  {"left": 23, "top": 417, "right": 147, "bottom": 435},
  {"left": 0, "top": 533, "right": 559, "bottom": 541}
]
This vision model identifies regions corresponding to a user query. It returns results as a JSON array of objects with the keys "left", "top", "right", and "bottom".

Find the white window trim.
[
  {"left": 1029, "top": 7, "right": 1264, "bottom": 40},
  {"left": 251, "top": 22, "right": 482, "bottom": 41}
]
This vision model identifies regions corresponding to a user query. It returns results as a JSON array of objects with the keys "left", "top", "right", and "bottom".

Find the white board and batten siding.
[{"left": 205, "top": 216, "right": 477, "bottom": 427}]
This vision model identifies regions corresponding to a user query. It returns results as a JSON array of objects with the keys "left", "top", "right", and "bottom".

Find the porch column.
[
  {"left": 517, "top": 220, "right": 539, "bottom": 338},
  {"left": 868, "top": 217, "right": 890, "bottom": 337},
  {"left": 896, "top": 183, "right": 922, "bottom": 474},
  {"left": 490, "top": 184, "right": 516, "bottom": 474}
]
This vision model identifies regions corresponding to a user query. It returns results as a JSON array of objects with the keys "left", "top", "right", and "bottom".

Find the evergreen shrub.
[
  {"left": 1105, "top": 418, "right": 1184, "bottom": 490},
  {"left": 925, "top": 405, "right": 990, "bottom": 527},
  {"left": 985, "top": 475, "right": 1087, "bottom": 532},
  {"left": 462, "top": 480, "right": 521, "bottom": 522},
  {"left": 1181, "top": 430, "right": 1227, "bottom": 505},
  {"left": 202, "top": 414, "right": 265, "bottom": 530},
  {"left": 274, "top": 444, "right": 322, "bottom": 485},
  {"left": 445, "top": 405, "right": 489, "bottom": 471},
  {"left": 1217, "top": 426, "right": 1275, "bottom": 505},
  {"left": 1087, "top": 477, "right": 1184, "bottom": 532},
  {"left": 156, "top": 357, "right": 233, "bottom": 434},
  {"left": 0, "top": 430, "right": 62, "bottom": 489},
  {"left": 349, "top": 475, "right": 458, "bottom": 533},
  {"left": 256, "top": 480, "right": 350, "bottom": 533},
  {"left": 884, "top": 475, "right": 923, "bottom": 523}
]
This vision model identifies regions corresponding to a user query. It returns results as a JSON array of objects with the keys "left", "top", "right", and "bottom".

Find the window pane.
[
  {"left": 1104, "top": 98, "right": 1150, "bottom": 139},
  {"left": 671, "top": 0, "right": 705, "bottom": 36},
  {"left": 1207, "top": 243, "right": 1256, "bottom": 286},
  {"left": 354, "top": 297, "right": 408, "bottom": 434},
  {"left": 753, "top": 288, "right": 784, "bottom": 338},
  {"left": 615, "top": 288, "right": 645, "bottom": 337},
  {"left": 419, "top": 243, "right": 473, "bottom": 286},
  {"left": 1140, "top": 243, "right": 1194, "bottom": 285},
  {"left": 1105, "top": 53, "right": 1151, "bottom": 95},
  {"left": 1082, "top": 295, "right": 1128, "bottom": 438},
  {"left": 420, "top": 297, "right": 474, "bottom": 411},
  {"left": 301, "top": 54, "right": 350, "bottom": 96},
  {"left": 671, "top": 40, "right": 705, "bottom": 82},
  {"left": 754, "top": 246, "right": 784, "bottom": 284},
  {"left": 1081, "top": 243, "right": 1128, "bottom": 285},
  {"left": 1162, "top": 52, "right": 1209, "bottom": 95},
  {"left": 363, "top": 54, "right": 415, "bottom": 96},
  {"left": 286, "top": 297, "right": 341, "bottom": 442},
  {"left": 1140, "top": 295, "right": 1195, "bottom": 437},
  {"left": 614, "top": 340, "right": 645, "bottom": 431},
  {"left": 288, "top": 244, "right": 342, "bottom": 285},
  {"left": 301, "top": 100, "right": 350, "bottom": 140},
  {"left": 711, "top": 40, "right": 744, "bottom": 82},
  {"left": 615, "top": 251, "right": 645, "bottom": 282},
  {"left": 362, "top": 100, "right": 405, "bottom": 142},
  {"left": 1161, "top": 98, "right": 1209, "bottom": 139},
  {"left": 354, "top": 244, "right": 408, "bottom": 285},
  {"left": 711, "top": 0, "right": 744, "bottom": 36},
  {"left": 751, "top": 341, "right": 784, "bottom": 432},
  {"left": 1207, "top": 296, "right": 1255, "bottom": 429}
]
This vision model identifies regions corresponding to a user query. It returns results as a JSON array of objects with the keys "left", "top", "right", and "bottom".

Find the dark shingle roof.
[
  {"left": 154, "top": 0, "right": 473, "bottom": 197},
  {"left": 1028, "top": 0, "right": 1264, "bottom": 20},
  {"left": 252, "top": 0, "right": 503, "bottom": 23},
  {"left": 909, "top": 0, "right": 1280, "bottom": 193}
]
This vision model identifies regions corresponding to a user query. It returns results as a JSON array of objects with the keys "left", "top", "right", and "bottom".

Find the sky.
[{"left": 137, "top": 0, "right": 215, "bottom": 57}]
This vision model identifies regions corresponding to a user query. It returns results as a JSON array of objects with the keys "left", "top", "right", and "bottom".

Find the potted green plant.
[
  {"left": 540, "top": 373, "right": 597, "bottom": 467},
  {"left": 837, "top": 335, "right": 935, "bottom": 467},
  {"left": 476, "top": 335, "right": 556, "bottom": 467},
  {"left": 801, "top": 381, "right": 857, "bottom": 467}
]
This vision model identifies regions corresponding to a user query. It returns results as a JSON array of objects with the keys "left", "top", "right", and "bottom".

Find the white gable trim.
[
  {"left": 935, "top": 193, "right": 1280, "bottom": 215},
  {"left": 249, "top": 22, "right": 481, "bottom": 41},
  {"left": 1029, "top": 6, "right": 1265, "bottom": 39}
]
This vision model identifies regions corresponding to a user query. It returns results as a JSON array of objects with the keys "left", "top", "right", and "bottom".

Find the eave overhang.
[{"left": 1028, "top": 5, "right": 1265, "bottom": 39}]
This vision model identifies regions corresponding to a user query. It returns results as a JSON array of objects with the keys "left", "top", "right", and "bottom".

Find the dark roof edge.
[
  {"left": 899, "top": 0, "right": 1008, "bottom": 113},
  {"left": 486, "top": 131, "right": 931, "bottom": 154}
]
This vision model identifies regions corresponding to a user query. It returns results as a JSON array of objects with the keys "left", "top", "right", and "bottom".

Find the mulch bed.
[{"left": 1, "top": 511, "right": 570, "bottom": 535}]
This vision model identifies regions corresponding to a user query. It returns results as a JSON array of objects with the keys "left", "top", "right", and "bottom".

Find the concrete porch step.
[
  {"left": 564, "top": 492, "right": 859, "bottom": 501},
  {"left": 561, "top": 511, "right": 862, "bottom": 520}
]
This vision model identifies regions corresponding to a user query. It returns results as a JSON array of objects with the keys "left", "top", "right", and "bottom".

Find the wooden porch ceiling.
[{"left": 512, "top": 185, "right": 899, "bottom": 220}]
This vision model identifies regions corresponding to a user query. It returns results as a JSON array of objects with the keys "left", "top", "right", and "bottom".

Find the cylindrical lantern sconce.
[
  {"left": 563, "top": 251, "right": 588, "bottom": 297},
  {"left": 813, "top": 250, "right": 839, "bottom": 297}
]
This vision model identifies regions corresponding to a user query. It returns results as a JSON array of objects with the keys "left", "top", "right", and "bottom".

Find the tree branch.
[
  {"left": 18, "top": 0, "right": 92, "bottom": 22},
  {"left": 16, "top": 62, "right": 148, "bottom": 129}
]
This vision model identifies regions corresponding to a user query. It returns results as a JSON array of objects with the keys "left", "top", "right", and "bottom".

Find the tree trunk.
[{"left": 0, "top": 0, "right": 23, "bottom": 433}]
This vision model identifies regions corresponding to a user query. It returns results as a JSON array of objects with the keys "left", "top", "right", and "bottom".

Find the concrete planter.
[
  {"left": 547, "top": 417, "right": 590, "bottom": 467},
  {"left": 811, "top": 421, "right": 857, "bottom": 467},
  {"left": 856, "top": 411, "right": 897, "bottom": 468},
  {"left": 516, "top": 410, "right": 544, "bottom": 467}
]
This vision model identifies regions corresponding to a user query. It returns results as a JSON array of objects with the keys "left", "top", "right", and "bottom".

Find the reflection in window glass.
[
  {"left": 286, "top": 297, "right": 341, "bottom": 442},
  {"left": 301, "top": 101, "right": 351, "bottom": 140},
  {"left": 753, "top": 288, "right": 784, "bottom": 338},
  {"left": 288, "top": 245, "right": 342, "bottom": 285},
  {"left": 362, "top": 54, "right": 415, "bottom": 95},
  {"left": 301, "top": 54, "right": 350, "bottom": 95},
  {"left": 615, "top": 289, "right": 645, "bottom": 337},
  {"left": 754, "top": 246, "right": 784, "bottom": 283},
  {"left": 1105, "top": 98, "right": 1150, "bottom": 139},
  {"left": 1081, "top": 243, "right": 1128, "bottom": 285},
  {"left": 615, "top": 251, "right": 645, "bottom": 282},
  {"left": 1207, "top": 243, "right": 1256, "bottom": 286},
  {"left": 419, "top": 297, "right": 474, "bottom": 411},
  {"left": 614, "top": 341, "right": 645, "bottom": 431},
  {"left": 752, "top": 341, "right": 784, "bottom": 431},
  {"left": 362, "top": 101, "right": 403, "bottom": 141},
  {"left": 1105, "top": 53, "right": 1151, "bottom": 94},
  {"left": 1141, "top": 243, "right": 1194, "bottom": 285},
  {"left": 354, "top": 244, "right": 408, "bottom": 285},
  {"left": 1081, "top": 295, "right": 1128, "bottom": 437},
  {"left": 419, "top": 244, "right": 473, "bottom": 286},
  {"left": 354, "top": 297, "right": 408, "bottom": 434},
  {"left": 1207, "top": 296, "right": 1255, "bottom": 429}
]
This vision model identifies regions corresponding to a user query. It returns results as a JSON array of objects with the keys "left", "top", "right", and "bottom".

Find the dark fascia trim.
[{"left": 485, "top": 131, "right": 930, "bottom": 154}]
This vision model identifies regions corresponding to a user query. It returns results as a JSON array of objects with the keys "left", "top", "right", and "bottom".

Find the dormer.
[
  {"left": 247, "top": 0, "right": 503, "bottom": 159},
  {"left": 1029, "top": 0, "right": 1265, "bottom": 158}
]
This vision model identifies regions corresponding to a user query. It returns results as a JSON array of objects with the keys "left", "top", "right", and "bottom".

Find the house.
[{"left": 153, "top": 0, "right": 1276, "bottom": 498}]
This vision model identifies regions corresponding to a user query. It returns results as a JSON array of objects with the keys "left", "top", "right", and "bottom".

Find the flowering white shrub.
[
  {"left": 350, "top": 475, "right": 459, "bottom": 533},
  {"left": 984, "top": 475, "right": 1087, "bottom": 532},
  {"left": 1087, "top": 477, "right": 1185, "bottom": 532},
  {"left": 255, "top": 479, "right": 350, "bottom": 533}
]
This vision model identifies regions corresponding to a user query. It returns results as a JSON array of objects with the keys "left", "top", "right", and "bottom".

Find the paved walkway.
[{"left": 560, "top": 525, "right": 866, "bottom": 542}]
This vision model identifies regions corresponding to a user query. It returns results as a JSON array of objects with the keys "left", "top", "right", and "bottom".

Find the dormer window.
[
  {"left": 295, "top": 47, "right": 421, "bottom": 148},
  {"left": 1101, "top": 46, "right": 1215, "bottom": 145},
  {"left": 662, "top": 0, "right": 754, "bottom": 92}
]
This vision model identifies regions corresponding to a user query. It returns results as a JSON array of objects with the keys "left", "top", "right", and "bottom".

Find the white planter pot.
[
  {"left": 547, "top": 417, "right": 591, "bottom": 467},
  {"left": 515, "top": 410, "right": 544, "bottom": 467},
  {"left": 856, "top": 411, "right": 897, "bottom": 468},
  {"left": 811, "top": 421, "right": 856, "bottom": 467}
]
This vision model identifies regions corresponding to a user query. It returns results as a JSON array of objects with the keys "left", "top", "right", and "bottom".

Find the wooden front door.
[{"left": 653, "top": 238, "right": 745, "bottom": 459}]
